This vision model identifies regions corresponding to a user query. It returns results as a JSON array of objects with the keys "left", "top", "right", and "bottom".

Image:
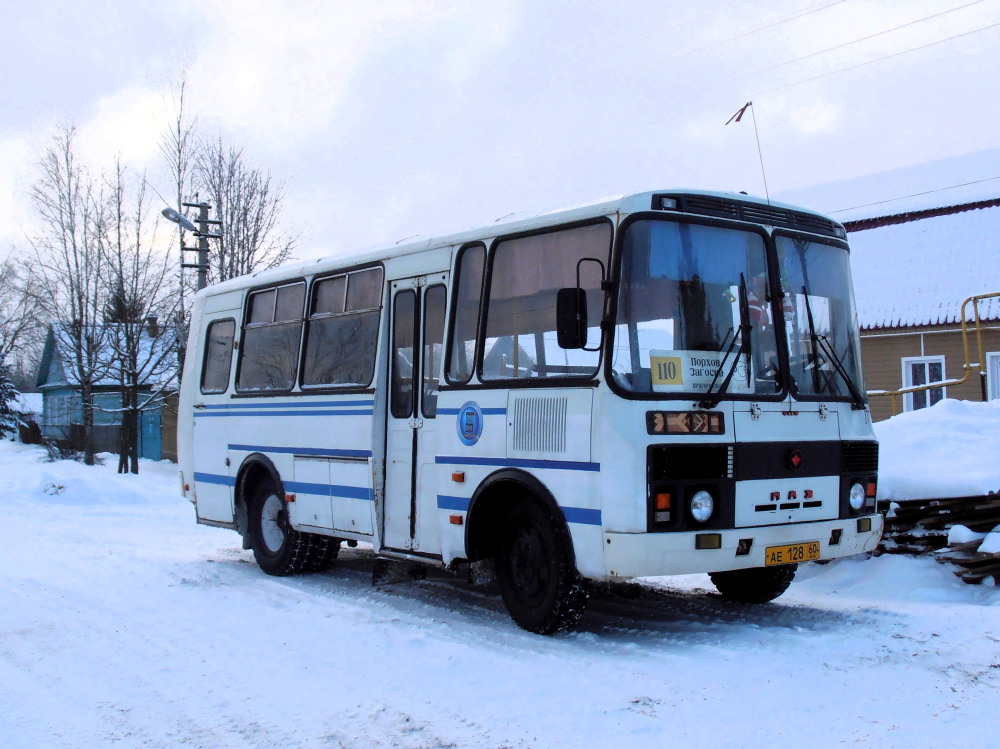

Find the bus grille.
[
  {"left": 842, "top": 441, "right": 879, "bottom": 473},
  {"left": 511, "top": 396, "right": 568, "bottom": 454}
]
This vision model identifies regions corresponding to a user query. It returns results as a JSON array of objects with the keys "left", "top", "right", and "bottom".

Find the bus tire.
[
  {"left": 248, "top": 481, "right": 313, "bottom": 576},
  {"left": 305, "top": 535, "right": 341, "bottom": 572},
  {"left": 495, "top": 500, "right": 588, "bottom": 634},
  {"left": 709, "top": 564, "right": 797, "bottom": 604}
]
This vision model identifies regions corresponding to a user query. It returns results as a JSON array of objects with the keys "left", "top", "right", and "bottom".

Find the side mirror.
[{"left": 556, "top": 287, "right": 587, "bottom": 349}]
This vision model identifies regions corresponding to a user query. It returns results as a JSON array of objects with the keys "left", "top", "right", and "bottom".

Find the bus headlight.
[
  {"left": 849, "top": 482, "right": 866, "bottom": 512},
  {"left": 690, "top": 490, "right": 715, "bottom": 523}
]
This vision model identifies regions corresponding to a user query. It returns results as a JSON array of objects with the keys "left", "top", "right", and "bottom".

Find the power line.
[
  {"left": 325, "top": 0, "right": 996, "bottom": 167},
  {"left": 325, "top": 0, "right": 850, "bottom": 159},
  {"left": 826, "top": 176, "right": 1000, "bottom": 215}
]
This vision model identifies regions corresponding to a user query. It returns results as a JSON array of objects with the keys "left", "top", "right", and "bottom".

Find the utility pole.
[{"left": 181, "top": 200, "right": 222, "bottom": 290}]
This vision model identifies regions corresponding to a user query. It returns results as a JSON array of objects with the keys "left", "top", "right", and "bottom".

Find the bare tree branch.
[{"left": 195, "top": 134, "right": 299, "bottom": 284}]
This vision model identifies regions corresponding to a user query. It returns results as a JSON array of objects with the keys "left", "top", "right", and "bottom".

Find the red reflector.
[
  {"left": 284, "top": 493, "right": 296, "bottom": 503},
  {"left": 449, "top": 514, "right": 463, "bottom": 525},
  {"left": 866, "top": 482, "right": 877, "bottom": 498},
  {"left": 452, "top": 472, "right": 465, "bottom": 483},
  {"left": 182, "top": 484, "right": 190, "bottom": 492},
  {"left": 655, "top": 493, "right": 671, "bottom": 510}
]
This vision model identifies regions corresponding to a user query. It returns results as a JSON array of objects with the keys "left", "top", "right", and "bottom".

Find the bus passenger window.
[
  {"left": 302, "top": 267, "right": 384, "bottom": 388},
  {"left": 446, "top": 244, "right": 485, "bottom": 384},
  {"left": 200, "top": 319, "right": 236, "bottom": 394},
  {"left": 481, "top": 223, "right": 609, "bottom": 381},
  {"left": 237, "top": 283, "right": 305, "bottom": 391}
]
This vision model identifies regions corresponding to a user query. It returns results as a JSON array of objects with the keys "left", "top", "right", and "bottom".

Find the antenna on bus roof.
[{"left": 726, "top": 101, "right": 771, "bottom": 205}]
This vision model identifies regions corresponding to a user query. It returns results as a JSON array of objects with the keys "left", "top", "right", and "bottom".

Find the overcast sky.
[{"left": 2, "top": 0, "right": 999, "bottom": 262}]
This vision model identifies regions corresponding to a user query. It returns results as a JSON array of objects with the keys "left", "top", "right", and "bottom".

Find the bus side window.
[
  {"left": 200, "top": 319, "right": 236, "bottom": 394},
  {"left": 481, "top": 222, "right": 610, "bottom": 381},
  {"left": 446, "top": 243, "right": 485, "bottom": 384},
  {"left": 302, "top": 267, "right": 384, "bottom": 388},
  {"left": 237, "top": 282, "right": 305, "bottom": 391}
]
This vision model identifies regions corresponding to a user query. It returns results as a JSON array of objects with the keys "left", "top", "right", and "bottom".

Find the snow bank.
[{"left": 874, "top": 398, "right": 1000, "bottom": 500}]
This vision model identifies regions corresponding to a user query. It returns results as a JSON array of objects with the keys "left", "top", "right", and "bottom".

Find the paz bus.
[{"left": 177, "top": 189, "right": 882, "bottom": 633}]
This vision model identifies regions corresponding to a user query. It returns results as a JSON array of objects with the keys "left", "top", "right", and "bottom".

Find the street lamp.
[{"left": 161, "top": 206, "right": 197, "bottom": 233}]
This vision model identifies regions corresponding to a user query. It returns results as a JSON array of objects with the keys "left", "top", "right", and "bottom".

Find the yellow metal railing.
[{"left": 867, "top": 291, "right": 1000, "bottom": 416}]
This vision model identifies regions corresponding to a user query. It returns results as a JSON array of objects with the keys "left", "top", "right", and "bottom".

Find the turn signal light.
[
  {"left": 654, "top": 493, "right": 671, "bottom": 511},
  {"left": 866, "top": 482, "right": 877, "bottom": 498}
]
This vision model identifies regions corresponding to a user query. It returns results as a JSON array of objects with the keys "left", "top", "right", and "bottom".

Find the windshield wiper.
[
  {"left": 700, "top": 274, "right": 751, "bottom": 409},
  {"left": 800, "top": 285, "right": 866, "bottom": 409}
]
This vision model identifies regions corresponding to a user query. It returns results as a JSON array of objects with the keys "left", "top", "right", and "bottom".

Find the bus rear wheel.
[
  {"left": 709, "top": 564, "right": 797, "bottom": 604},
  {"left": 249, "top": 481, "right": 339, "bottom": 576},
  {"left": 495, "top": 501, "right": 588, "bottom": 634}
]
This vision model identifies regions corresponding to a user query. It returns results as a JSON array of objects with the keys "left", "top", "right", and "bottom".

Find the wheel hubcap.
[{"left": 260, "top": 493, "right": 286, "bottom": 553}]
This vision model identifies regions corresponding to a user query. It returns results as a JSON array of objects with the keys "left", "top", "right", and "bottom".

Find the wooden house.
[{"left": 846, "top": 198, "right": 1000, "bottom": 422}]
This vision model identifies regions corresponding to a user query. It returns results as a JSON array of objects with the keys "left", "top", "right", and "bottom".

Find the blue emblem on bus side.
[{"left": 457, "top": 401, "right": 484, "bottom": 446}]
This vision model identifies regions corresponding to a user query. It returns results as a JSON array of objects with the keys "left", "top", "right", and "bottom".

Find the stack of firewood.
[{"left": 879, "top": 494, "right": 1000, "bottom": 583}]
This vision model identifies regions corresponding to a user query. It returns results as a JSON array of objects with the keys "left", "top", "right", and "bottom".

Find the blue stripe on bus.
[
  {"left": 284, "top": 481, "right": 375, "bottom": 501},
  {"left": 560, "top": 506, "right": 602, "bottom": 526},
  {"left": 437, "top": 495, "right": 471, "bottom": 512},
  {"left": 436, "top": 407, "right": 507, "bottom": 415},
  {"left": 193, "top": 472, "right": 236, "bottom": 486},
  {"left": 436, "top": 495, "right": 601, "bottom": 526},
  {"left": 195, "top": 409, "right": 373, "bottom": 418},
  {"left": 200, "top": 400, "right": 374, "bottom": 410},
  {"left": 228, "top": 444, "right": 372, "bottom": 459},
  {"left": 435, "top": 455, "right": 600, "bottom": 472}
]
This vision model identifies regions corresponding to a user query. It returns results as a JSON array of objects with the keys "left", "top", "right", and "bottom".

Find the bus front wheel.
[
  {"left": 709, "top": 564, "right": 797, "bottom": 604},
  {"left": 495, "top": 501, "right": 588, "bottom": 634},
  {"left": 249, "top": 481, "right": 339, "bottom": 576}
]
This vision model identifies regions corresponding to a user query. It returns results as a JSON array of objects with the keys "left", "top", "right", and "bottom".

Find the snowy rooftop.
[{"left": 847, "top": 201, "right": 1000, "bottom": 329}]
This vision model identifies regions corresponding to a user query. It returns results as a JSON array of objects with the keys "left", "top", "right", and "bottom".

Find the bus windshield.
[
  {"left": 611, "top": 219, "right": 781, "bottom": 397},
  {"left": 775, "top": 235, "right": 864, "bottom": 402}
]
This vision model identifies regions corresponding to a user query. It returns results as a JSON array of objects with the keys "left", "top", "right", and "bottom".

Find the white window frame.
[
  {"left": 987, "top": 351, "right": 1000, "bottom": 401},
  {"left": 901, "top": 355, "right": 946, "bottom": 412}
]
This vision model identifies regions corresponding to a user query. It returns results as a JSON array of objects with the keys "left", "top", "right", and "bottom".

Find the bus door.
[{"left": 383, "top": 273, "right": 449, "bottom": 553}]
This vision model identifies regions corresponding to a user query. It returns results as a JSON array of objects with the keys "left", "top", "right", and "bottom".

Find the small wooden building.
[
  {"left": 35, "top": 323, "right": 177, "bottom": 460},
  {"left": 846, "top": 198, "right": 1000, "bottom": 422}
]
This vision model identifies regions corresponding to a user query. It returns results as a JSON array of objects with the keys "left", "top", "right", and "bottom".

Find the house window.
[
  {"left": 987, "top": 352, "right": 1000, "bottom": 401},
  {"left": 902, "top": 355, "right": 946, "bottom": 411}
]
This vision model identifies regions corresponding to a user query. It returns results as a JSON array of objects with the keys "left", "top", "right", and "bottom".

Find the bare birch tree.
[
  {"left": 0, "top": 258, "right": 45, "bottom": 364},
  {"left": 158, "top": 74, "right": 199, "bottom": 370},
  {"left": 99, "top": 159, "right": 178, "bottom": 474},
  {"left": 195, "top": 134, "right": 298, "bottom": 284},
  {"left": 28, "top": 125, "right": 109, "bottom": 465}
]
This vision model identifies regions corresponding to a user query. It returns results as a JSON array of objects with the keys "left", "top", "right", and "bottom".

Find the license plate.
[{"left": 764, "top": 541, "right": 821, "bottom": 566}]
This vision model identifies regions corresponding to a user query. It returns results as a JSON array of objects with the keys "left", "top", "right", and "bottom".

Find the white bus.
[{"left": 178, "top": 190, "right": 882, "bottom": 633}]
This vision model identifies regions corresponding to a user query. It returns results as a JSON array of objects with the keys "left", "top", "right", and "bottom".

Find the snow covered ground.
[{"left": 3, "top": 402, "right": 1000, "bottom": 748}]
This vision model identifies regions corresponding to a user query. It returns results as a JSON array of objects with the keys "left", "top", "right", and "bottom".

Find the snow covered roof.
[
  {"left": 36, "top": 323, "right": 178, "bottom": 390},
  {"left": 846, "top": 200, "right": 1000, "bottom": 330}
]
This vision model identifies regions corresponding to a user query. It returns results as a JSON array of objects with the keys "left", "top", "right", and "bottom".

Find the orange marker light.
[
  {"left": 654, "top": 493, "right": 671, "bottom": 510},
  {"left": 284, "top": 493, "right": 296, "bottom": 503},
  {"left": 449, "top": 515, "right": 464, "bottom": 525},
  {"left": 452, "top": 472, "right": 465, "bottom": 483}
]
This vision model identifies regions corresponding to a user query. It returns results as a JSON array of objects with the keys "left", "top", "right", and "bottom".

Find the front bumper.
[{"left": 602, "top": 514, "right": 883, "bottom": 579}]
